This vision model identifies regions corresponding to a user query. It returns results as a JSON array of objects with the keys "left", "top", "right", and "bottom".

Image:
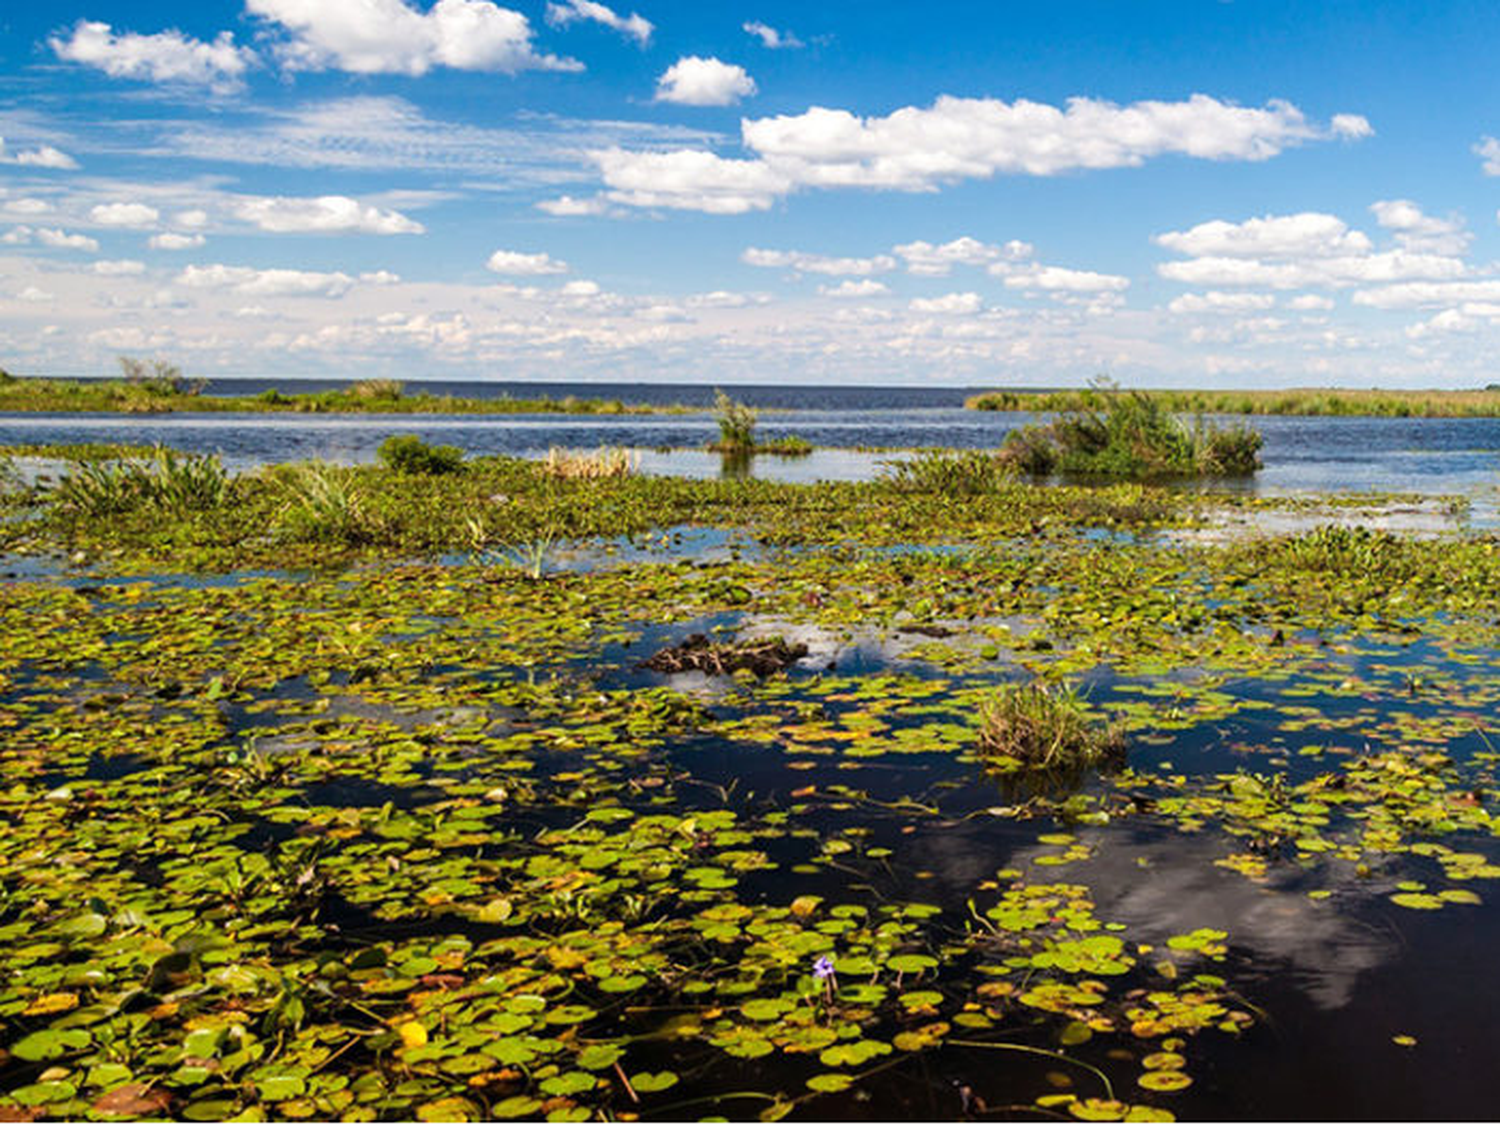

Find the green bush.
[
  {"left": 377, "top": 434, "right": 465, "bottom": 475},
  {"left": 711, "top": 389, "right": 758, "bottom": 452}
]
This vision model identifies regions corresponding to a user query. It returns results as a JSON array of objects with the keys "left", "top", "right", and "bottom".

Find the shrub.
[
  {"left": 540, "top": 446, "right": 635, "bottom": 479},
  {"left": 118, "top": 356, "right": 206, "bottom": 396},
  {"left": 349, "top": 378, "right": 404, "bottom": 401},
  {"left": 977, "top": 681, "right": 1125, "bottom": 772},
  {"left": 711, "top": 389, "right": 758, "bottom": 451},
  {"left": 256, "top": 388, "right": 293, "bottom": 406},
  {"left": 272, "top": 462, "right": 382, "bottom": 545},
  {"left": 377, "top": 434, "right": 465, "bottom": 475},
  {"left": 997, "top": 379, "right": 1262, "bottom": 478}
]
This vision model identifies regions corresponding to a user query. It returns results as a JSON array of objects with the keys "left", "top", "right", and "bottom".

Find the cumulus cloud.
[
  {"left": 743, "top": 21, "right": 802, "bottom": 49},
  {"left": 910, "top": 292, "right": 982, "bottom": 315},
  {"left": 235, "top": 195, "right": 424, "bottom": 234},
  {"left": 90, "top": 202, "right": 161, "bottom": 228},
  {"left": 1156, "top": 209, "right": 1468, "bottom": 290},
  {"left": 149, "top": 232, "right": 206, "bottom": 250},
  {"left": 486, "top": 249, "right": 568, "bottom": 275},
  {"left": 177, "top": 263, "right": 358, "bottom": 297},
  {"left": 1167, "top": 290, "right": 1277, "bottom": 314},
  {"left": 176, "top": 209, "right": 210, "bottom": 228},
  {"left": 545, "top": 0, "right": 651, "bottom": 46},
  {"left": 742, "top": 247, "right": 895, "bottom": 276},
  {"left": 4, "top": 226, "right": 100, "bottom": 251},
  {"left": 820, "top": 279, "right": 889, "bottom": 298},
  {"left": 997, "top": 264, "right": 1130, "bottom": 292},
  {"left": 246, "top": 0, "right": 580, "bottom": 76},
  {"left": 1287, "top": 294, "right": 1334, "bottom": 310},
  {"left": 15, "top": 286, "right": 55, "bottom": 303},
  {"left": 894, "top": 236, "right": 1033, "bottom": 275},
  {"left": 1474, "top": 136, "right": 1500, "bottom": 176},
  {"left": 597, "top": 93, "right": 1365, "bottom": 214},
  {"left": 1351, "top": 280, "right": 1500, "bottom": 309},
  {"left": 1, "top": 198, "right": 53, "bottom": 216},
  {"left": 536, "top": 194, "right": 613, "bottom": 216},
  {"left": 0, "top": 138, "right": 79, "bottom": 170},
  {"left": 594, "top": 148, "right": 789, "bottom": 213},
  {"left": 92, "top": 259, "right": 147, "bottom": 276},
  {"left": 655, "top": 57, "right": 757, "bottom": 106},
  {"left": 1369, "top": 199, "right": 1470, "bottom": 255},
  {"left": 50, "top": 20, "right": 255, "bottom": 91},
  {"left": 1155, "top": 213, "right": 1372, "bottom": 259}
]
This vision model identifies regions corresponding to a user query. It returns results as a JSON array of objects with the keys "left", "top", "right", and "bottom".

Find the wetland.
[{"left": 2, "top": 389, "right": 1500, "bottom": 1122}]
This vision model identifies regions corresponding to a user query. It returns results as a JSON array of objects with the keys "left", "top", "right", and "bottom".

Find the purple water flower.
[{"left": 812, "top": 955, "right": 836, "bottom": 980}]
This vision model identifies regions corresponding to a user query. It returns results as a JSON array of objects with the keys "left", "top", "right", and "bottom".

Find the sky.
[{"left": 2, "top": 1, "right": 1500, "bottom": 387}]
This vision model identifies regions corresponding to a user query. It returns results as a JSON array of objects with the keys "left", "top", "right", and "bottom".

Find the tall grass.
[
  {"left": 885, "top": 450, "right": 1017, "bottom": 493},
  {"left": 540, "top": 446, "right": 635, "bottom": 479},
  {"left": 270, "top": 462, "right": 384, "bottom": 545},
  {"left": 51, "top": 447, "right": 228, "bottom": 516},
  {"left": 349, "top": 378, "right": 405, "bottom": 401},
  {"left": 977, "top": 681, "right": 1125, "bottom": 772},
  {"left": 711, "top": 389, "right": 758, "bottom": 452},
  {"left": 997, "top": 381, "right": 1262, "bottom": 478}
]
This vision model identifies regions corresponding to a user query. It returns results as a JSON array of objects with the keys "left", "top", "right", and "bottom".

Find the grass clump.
[
  {"left": 377, "top": 434, "right": 465, "bottom": 475},
  {"left": 755, "top": 434, "right": 814, "bottom": 457},
  {"left": 349, "top": 377, "right": 405, "bottom": 401},
  {"left": 540, "top": 446, "right": 635, "bottom": 479},
  {"left": 52, "top": 447, "right": 229, "bottom": 516},
  {"left": 271, "top": 462, "right": 385, "bottom": 545},
  {"left": 711, "top": 389, "right": 758, "bottom": 452},
  {"left": 998, "top": 380, "right": 1262, "bottom": 478},
  {"left": 886, "top": 449, "right": 1017, "bottom": 493},
  {"left": 977, "top": 681, "right": 1125, "bottom": 772}
]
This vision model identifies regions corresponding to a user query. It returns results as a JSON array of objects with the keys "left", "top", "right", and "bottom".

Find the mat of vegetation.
[
  {"left": 2, "top": 454, "right": 1498, "bottom": 1121},
  {"left": 967, "top": 386, "right": 1500, "bottom": 418},
  {"left": 0, "top": 369, "right": 683, "bottom": 417}
]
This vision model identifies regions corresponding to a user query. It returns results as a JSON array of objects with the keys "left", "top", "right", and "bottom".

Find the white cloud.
[
  {"left": 894, "top": 236, "right": 1033, "bottom": 275},
  {"left": 742, "top": 247, "right": 895, "bottom": 276},
  {"left": 15, "top": 286, "right": 55, "bottom": 303},
  {"left": 743, "top": 21, "right": 802, "bottom": 49},
  {"left": 820, "top": 279, "right": 889, "bottom": 298},
  {"left": 1352, "top": 280, "right": 1500, "bottom": 309},
  {"left": 1155, "top": 213, "right": 1372, "bottom": 259},
  {"left": 91, "top": 259, "right": 147, "bottom": 276},
  {"left": 1159, "top": 252, "right": 1464, "bottom": 290},
  {"left": 1474, "top": 136, "right": 1500, "bottom": 176},
  {"left": 360, "top": 270, "right": 402, "bottom": 284},
  {"left": 910, "top": 292, "right": 982, "bottom": 315},
  {"left": 545, "top": 0, "right": 652, "bottom": 46},
  {"left": 686, "top": 290, "right": 763, "bottom": 308},
  {"left": 149, "top": 232, "right": 207, "bottom": 250},
  {"left": 235, "top": 195, "right": 424, "bottom": 234},
  {"left": 595, "top": 148, "right": 790, "bottom": 214},
  {"left": 246, "top": 0, "right": 580, "bottom": 76},
  {"left": 1, "top": 198, "right": 54, "bottom": 216},
  {"left": 1330, "top": 114, "right": 1374, "bottom": 139},
  {"left": 5, "top": 226, "right": 100, "bottom": 251},
  {"left": 536, "top": 194, "right": 612, "bottom": 216},
  {"left": 1167, "top": 290, "right": 1276, "bottom": 314},
  {"left": 49, "top": 20, "right": 255, "bottom": 91},
  {"left": 176, "top": 209, "right": 210, "bottom": 229},
  {"left": 486, "top": 249, "right": 568, "bottom": 275},
  {"left": 596, "top": 93, "right": 1364, "bottom": 214},
  {"left": 90, "top": 202, "right": 161, "bottom": 228},
  {"left": 1287, "top": 294, "right": 1334, "bottom": 310},
  {"left": 0, "top": 138, "right": 79, "bottom": 170},
  {"left": 177, "top": 263, "right": 357, "bottom": 297},
  {"left": 1369, "top": 199, "right": 1470, "bottom": 255},
  {"left": 998, "top": 264, "right": 1130, "bottom": 292},
  {"left": 559, "top": 279, "right": 600, "bottom": 296},
  {"left": 655, "top": 57, "right": 756, "bottom": 106}
]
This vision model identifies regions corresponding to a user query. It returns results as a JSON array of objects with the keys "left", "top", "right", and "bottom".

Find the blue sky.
[{"left": 2, "top": 0, "right": 1499, "bottom": 386}]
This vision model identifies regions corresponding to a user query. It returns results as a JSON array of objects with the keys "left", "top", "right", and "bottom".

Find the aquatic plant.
[
  {"left": 540, "top": 445, "right": 635, "bottom": 479},
  {"left": 884, "top": 449, "right": 1017, "bottom": 493},
  {"left": 711, "top": 388, "right": 758, "bottom": 451},
  {"left": 997, "top": 379, "right": 1262, "bottom": 478},
  {"left": 348, "top": 377, "right": 405, "bottom": 401},
  {"left": 377, "top": 433, "right": 466, "bottom": 475},
  {"left": 755, "top": 434, "right": 814, "bottom": 457},
  {"left": 968, "top": 384, "right": 1500, "bottom": 418},
  {"left": 271, "top": 461, "right": 384, "bottom": 545},
  {"left": 976, "top": 680, "right": 1125, "bottom": 771},
  {"left": 51, "top": 446, "right": 228, "bottom": 516}
]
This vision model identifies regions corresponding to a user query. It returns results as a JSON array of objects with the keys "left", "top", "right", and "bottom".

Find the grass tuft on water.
[
  {"left": 977, "top": 681, "right": 1125, "bottom": 772},
  {"left": 52, "top": 446, "right": 228, "bottom": 516},
  {"left": 541, "top": 446, "right": 636, "bottom": 479}
]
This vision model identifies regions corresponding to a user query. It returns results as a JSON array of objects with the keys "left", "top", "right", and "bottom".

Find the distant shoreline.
[{"left": 966, "top": 386, "right": 1500, "bottom": 418}]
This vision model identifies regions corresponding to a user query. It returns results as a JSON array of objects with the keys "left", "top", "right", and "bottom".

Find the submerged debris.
[{"left": 642, "top": 632, "right": 809, "bottom": 675}]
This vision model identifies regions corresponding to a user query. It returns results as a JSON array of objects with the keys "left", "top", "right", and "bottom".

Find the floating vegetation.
[{"left": 642, "top": 632, "right": 810, "bottom": 676}]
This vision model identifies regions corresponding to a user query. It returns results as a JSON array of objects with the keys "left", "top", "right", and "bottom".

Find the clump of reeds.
[
  {"left": 977, "top": 681, "right": 1125, "bottom": 772},
  {"left": 996, "top": 379, "right": 1262, "bottom": 478},
  {"left": 348, "top": 378, "right": 404, "bottom": 401},
  {"left": 540, "top": 446, "right": 635, "bottom": 480},
  {"left": 377, "top": 434, "right": 465, "bottom": 474},
  {"left": 885, "top": 449, "right": 1017, "bottom": 493},
  {"left": 270, "top": 461, "right": 383, "bottom": 545},
  {"left": 51, "top": 446, "right": 228, "bottom": 516}
]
